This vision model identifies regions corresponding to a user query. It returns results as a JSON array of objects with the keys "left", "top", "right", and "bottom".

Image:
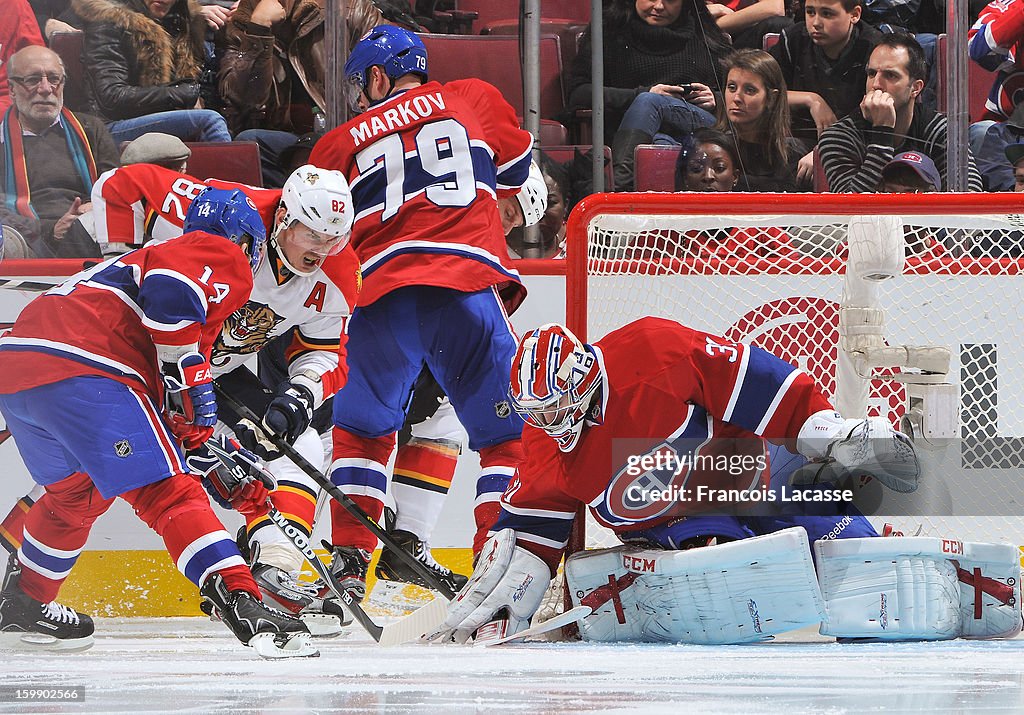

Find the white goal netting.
[{"left": 563, "top": 192, "right": 1024, "bottom": 557}]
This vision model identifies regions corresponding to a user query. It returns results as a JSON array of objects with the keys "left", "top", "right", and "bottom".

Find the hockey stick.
[
  {"left": 205, "top": 439, "right": 448, "bottom": 645},
  {"left": 475, "top": 606, "right": 593, "bottom": 647},
  {"left": 212, "top": 382, "right": 459, "bottom": 600}
]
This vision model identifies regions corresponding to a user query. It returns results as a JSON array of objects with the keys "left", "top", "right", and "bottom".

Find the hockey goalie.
[{"left": 427, "top": 319, "right": 1022, "bottom": 645}]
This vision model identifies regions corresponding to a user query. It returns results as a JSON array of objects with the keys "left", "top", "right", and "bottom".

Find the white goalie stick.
[{"left": 204, "top": 438, "right": 449, "bottom": 645}]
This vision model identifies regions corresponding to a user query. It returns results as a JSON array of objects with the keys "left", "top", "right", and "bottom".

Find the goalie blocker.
[{"left": 565, "top": 530, "right": 1021, "bottom": 643}]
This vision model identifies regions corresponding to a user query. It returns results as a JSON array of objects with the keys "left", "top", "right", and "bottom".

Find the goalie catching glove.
[
  {"left": 796, "top": 410, "right": 920, "bottom": 493},
  {"left": 426, "top": 529, "right": 549, "bottom": 644},
  {"left": 187, "top": 435, "right": 277, "bottom": 517},
  {"left": 161, "top": 350, "right": 216, "bottom": 450}
]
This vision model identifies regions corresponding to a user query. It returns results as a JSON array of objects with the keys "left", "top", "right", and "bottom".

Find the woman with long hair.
[
  {"left": 567, "top": 0, "right": 732, "bottom": 190},
  {"left": 716, "top": 49, "right": 809, "bottom": 191}
]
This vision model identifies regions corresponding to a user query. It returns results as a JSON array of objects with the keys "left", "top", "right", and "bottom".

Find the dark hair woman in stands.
[
  {"left": 566, "top": 0, "right": 732, "bottom": 190},
  {"left": 674, "top": 128, "right": 740, "bottom": 191}
]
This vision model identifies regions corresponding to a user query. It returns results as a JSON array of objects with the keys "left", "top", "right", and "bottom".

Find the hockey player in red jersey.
[
  {"left": 0, "top": 188, "right": 317, "bottom": 658},
  {"left": 73, "top": 161, "right": 360, "bottom": 630},
  {"left": 308, "top": 25, "right": 534, "bottom": 602},
  {"left": 429, "top": 318, "right": 923, "bottom": 643}
]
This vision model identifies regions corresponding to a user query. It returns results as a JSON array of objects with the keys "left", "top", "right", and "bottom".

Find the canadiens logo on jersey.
[{"left": 213, "top": 301, "right": 285, "bottom": 361}]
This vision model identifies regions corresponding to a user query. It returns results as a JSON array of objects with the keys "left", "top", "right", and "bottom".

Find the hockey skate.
[
  {"left": 199, "top": 573, "right": 318, "bottom": 659},
  {"left": 237, "top": 528, "right": 352, "bottom": 637},
  {"left": 250, "top": 562, "right": 352, "bottom": 637},
  {"left": 375, "top": 529, "right": 468, "bottom": 594},
  {"left": 0, "top": 554, "right": 94, "bottom": 652},
  {"left": 322, "top": 546, "right": 371, "bottom": 603}
]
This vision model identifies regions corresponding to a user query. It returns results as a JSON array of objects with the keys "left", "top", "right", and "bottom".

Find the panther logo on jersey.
[{"left": 212, "top": 301, "right": 285, "bottom": 363}]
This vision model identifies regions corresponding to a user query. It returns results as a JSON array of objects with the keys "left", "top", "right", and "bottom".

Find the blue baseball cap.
[{"left": 882, "top": 151, "right": 941, "bottom": 189}]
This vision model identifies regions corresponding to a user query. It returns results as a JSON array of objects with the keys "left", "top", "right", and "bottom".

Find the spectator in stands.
[
  {"left": 717, "top": 49, "right": 809, "bottom": 191},
  {"left": 819, "top": 32, "right": 984, "bottom": 192},
  {"left": 220, "top": 0, "right": 382, "bottom": 186},
  {"left": 567, "top": 0, "right": 731, "bottom": 153},
  {"left": 1, "top": 0, "right": 46, "bottom": 115},
  {"left": 1007, "top": 142, "right": 1024, "bottom": 192},
  {"left": 769, "top": 0, "right": 882, "bottom": 184},
  {"left": 119, "top": 131, "right": 191, "bottom": 171},
  {"left": 707, "top": 0, "right": 793, "bottom": 50},
  {"left": 971, "top": 103, "right": 1024, "bottom": 191},
  {"left": 674, "top": 128, "right": 741, "bottom": 191},
  {"left": 0, "top": 45, "right": 118, "bottom": 258},
  {"left": 73, "top": 0, "right": 231, "bottom": 144},
  {"left": 506, "top": 154, "right": 570, "bottom": 259},
  {"left": 969, "top": 0, "right": 1024, "bottom": 122},
  {"left": 876, "top": 149, "right": 939, "bottom": 192}
]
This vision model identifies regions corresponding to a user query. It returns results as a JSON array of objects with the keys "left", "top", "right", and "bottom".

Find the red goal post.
[{"left": 562, "top": 191, "right": 1024, "bottom": 555}]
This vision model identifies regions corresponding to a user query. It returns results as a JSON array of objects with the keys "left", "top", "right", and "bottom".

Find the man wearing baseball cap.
[{"left": 877, "top": 150, "right": 941, "bottom": 193}]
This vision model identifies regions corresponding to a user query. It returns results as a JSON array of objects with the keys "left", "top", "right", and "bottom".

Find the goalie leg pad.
[
  {"left": 815, "top": 537, "right": 1022, "bottom": 640},
  {"left": 566, "top": 527, "right": 825, "bottom": 644}
]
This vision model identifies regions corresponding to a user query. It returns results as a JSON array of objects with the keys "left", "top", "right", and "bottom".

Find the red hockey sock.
[
  {"left": 328, "top": 427, "right": 395, "bottom": 551},
  {"left": 473, "top": 440, "right": 524, "bottom": 555},
  {"left": 17, "top": 472, "right": 114, "bottom": 603}
]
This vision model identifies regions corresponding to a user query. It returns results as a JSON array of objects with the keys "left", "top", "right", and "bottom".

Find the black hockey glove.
[{"left": 262, "top": 381, "right": 314, "bottom": 444}]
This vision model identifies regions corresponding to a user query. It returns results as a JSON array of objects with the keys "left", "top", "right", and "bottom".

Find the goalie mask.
[
  {"left": 271, "top": 165, "right": 353, "bottom": 275},
  {"left": 184, "top": 187, "right": 267, "bottom": 274},
  {"left": 510, "top": 324, "right": 602, "bottom": 452}
]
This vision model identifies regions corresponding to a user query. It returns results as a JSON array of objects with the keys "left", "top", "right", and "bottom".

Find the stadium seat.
[
  {"left": 185, "top": 142, "right": 263, "bottom": 187},
  {"left": 49, "top": 32, "right": 87, "bottom": 113},
  {"left": 936, "top": 33, "right": 996, "bottom": 123},
  {"left": 541, "top": 144, "right": 613, "bottom": 193},
  {"left": 634, "top": 145, "right": 682, "bottom": 192},
  {"left": 420, "top": 33, "right": 566, "bottom": 120},
  {"left": 762, "top": 33, "right": 781, "bottom": 51},
  {"left": 455, "top": 0, "right": 591, "bottom": 32},
  {"left": 537, "top": 119, "right": 569, "bottom": 145},
  {"left": 481, "top": 19, "right": 586, "bottom": 73}
]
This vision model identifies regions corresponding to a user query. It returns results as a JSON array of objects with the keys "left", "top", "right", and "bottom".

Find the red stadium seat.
[
  {"left": 420, "top": 33, "right": 566, "bottom": 120},
  {"left": 634, "top": 145, "right": 682, "bottom": 192},
  {"left": 184, "top": 142, "right": 263, "bottom": 187},
  {"left": 762, "top": 32, "right": 781, "bottom": 51},
  {"left": 481, "top": 19, "right": 586, "bottom": 73},
  {"left": 455, "top": 0, "right": 591, "bottom": 32}
]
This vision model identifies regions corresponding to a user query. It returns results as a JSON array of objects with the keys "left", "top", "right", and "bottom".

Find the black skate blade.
[{"left": 0, "top": 630, "right": 95, "bottom": 652}]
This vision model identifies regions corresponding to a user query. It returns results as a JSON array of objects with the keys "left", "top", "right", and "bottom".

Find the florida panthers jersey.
[
  {"left": 87, "top": 164, "right": 360, "bottom": 400},
  {"left": 90, "top": 165, "right": 280, "bottom": 252},
  {"left": 494, "top": 317, "right": 834, "bottom": 572},
  {"left": 0, "top": 231, "right": 254, "bottom": 399},
  {"left": 309, "top": 79, "right": 533, "bottom": 311}
]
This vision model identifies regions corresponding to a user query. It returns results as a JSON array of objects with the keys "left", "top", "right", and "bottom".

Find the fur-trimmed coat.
[
  {"left": 71, "top": 0, "right": 209, "bottom": 120},
  {"left": 219, "top": 0, "right": 383, "bottom": 134}
]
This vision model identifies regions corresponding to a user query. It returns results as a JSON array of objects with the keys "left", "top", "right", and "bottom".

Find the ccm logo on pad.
[
  {"left": 943, "top": 539, "right": 964, "bottom": 554},
  {"left": 622, "top": 555, "right": 657, "bottom": 573}
]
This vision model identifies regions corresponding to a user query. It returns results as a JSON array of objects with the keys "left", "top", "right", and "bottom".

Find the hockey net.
[{"left": 537, "top": 191, "right": 1024, "bottom": 623}]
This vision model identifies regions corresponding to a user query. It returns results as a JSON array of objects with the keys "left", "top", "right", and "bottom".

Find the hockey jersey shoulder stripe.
[
  {"left": 495, "top": 143, "right": 532, "bottom": 191},
  {"left": 360, "top": 240, "right": 521, "bottom": 281},
  {"left": 723, "top": 346, "right": 801, "bottom": 435}
]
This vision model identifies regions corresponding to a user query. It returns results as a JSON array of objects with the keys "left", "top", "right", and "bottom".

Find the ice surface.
[{"left": 2, "top": 618, "right": 1024, "bottom": 714}]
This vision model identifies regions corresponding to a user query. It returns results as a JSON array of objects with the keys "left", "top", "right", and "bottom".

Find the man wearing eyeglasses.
[{"left": 0, "top": 45, "right": 118, "bottom": 258}]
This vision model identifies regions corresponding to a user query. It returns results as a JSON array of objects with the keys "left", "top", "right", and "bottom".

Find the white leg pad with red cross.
[
  {"left": 816, "top": 537, "right": 1022, "bottom": 640},
  {"left": 564, "top": 527, "right": 825, "bottom": 644}
]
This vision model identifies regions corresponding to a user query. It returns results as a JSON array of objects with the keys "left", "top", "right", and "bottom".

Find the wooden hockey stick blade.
[
  {"left": 212, "top": 382, "right": 458, "bottom": 599},
  {"left": 476, "top": 606, "right": 593, "bottom": 647},
  {"left": 377, "top": 596, "right": 450, "bottom": 647}
]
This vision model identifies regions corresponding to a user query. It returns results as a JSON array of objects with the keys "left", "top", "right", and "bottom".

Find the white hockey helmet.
[
  {"left": 272, "top": 165, "right": 353, "bottom": 274},
  {"left": 516, "top": 161, "right": 548, "bottom": 228}
]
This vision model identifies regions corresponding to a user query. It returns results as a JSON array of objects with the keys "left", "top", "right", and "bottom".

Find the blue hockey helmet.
[
  {"left": 344, "top": 25, "right": 428, "bottom": 106},
  {"left": 184, "top": 187, "right": 267, "bottom": 274}
]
